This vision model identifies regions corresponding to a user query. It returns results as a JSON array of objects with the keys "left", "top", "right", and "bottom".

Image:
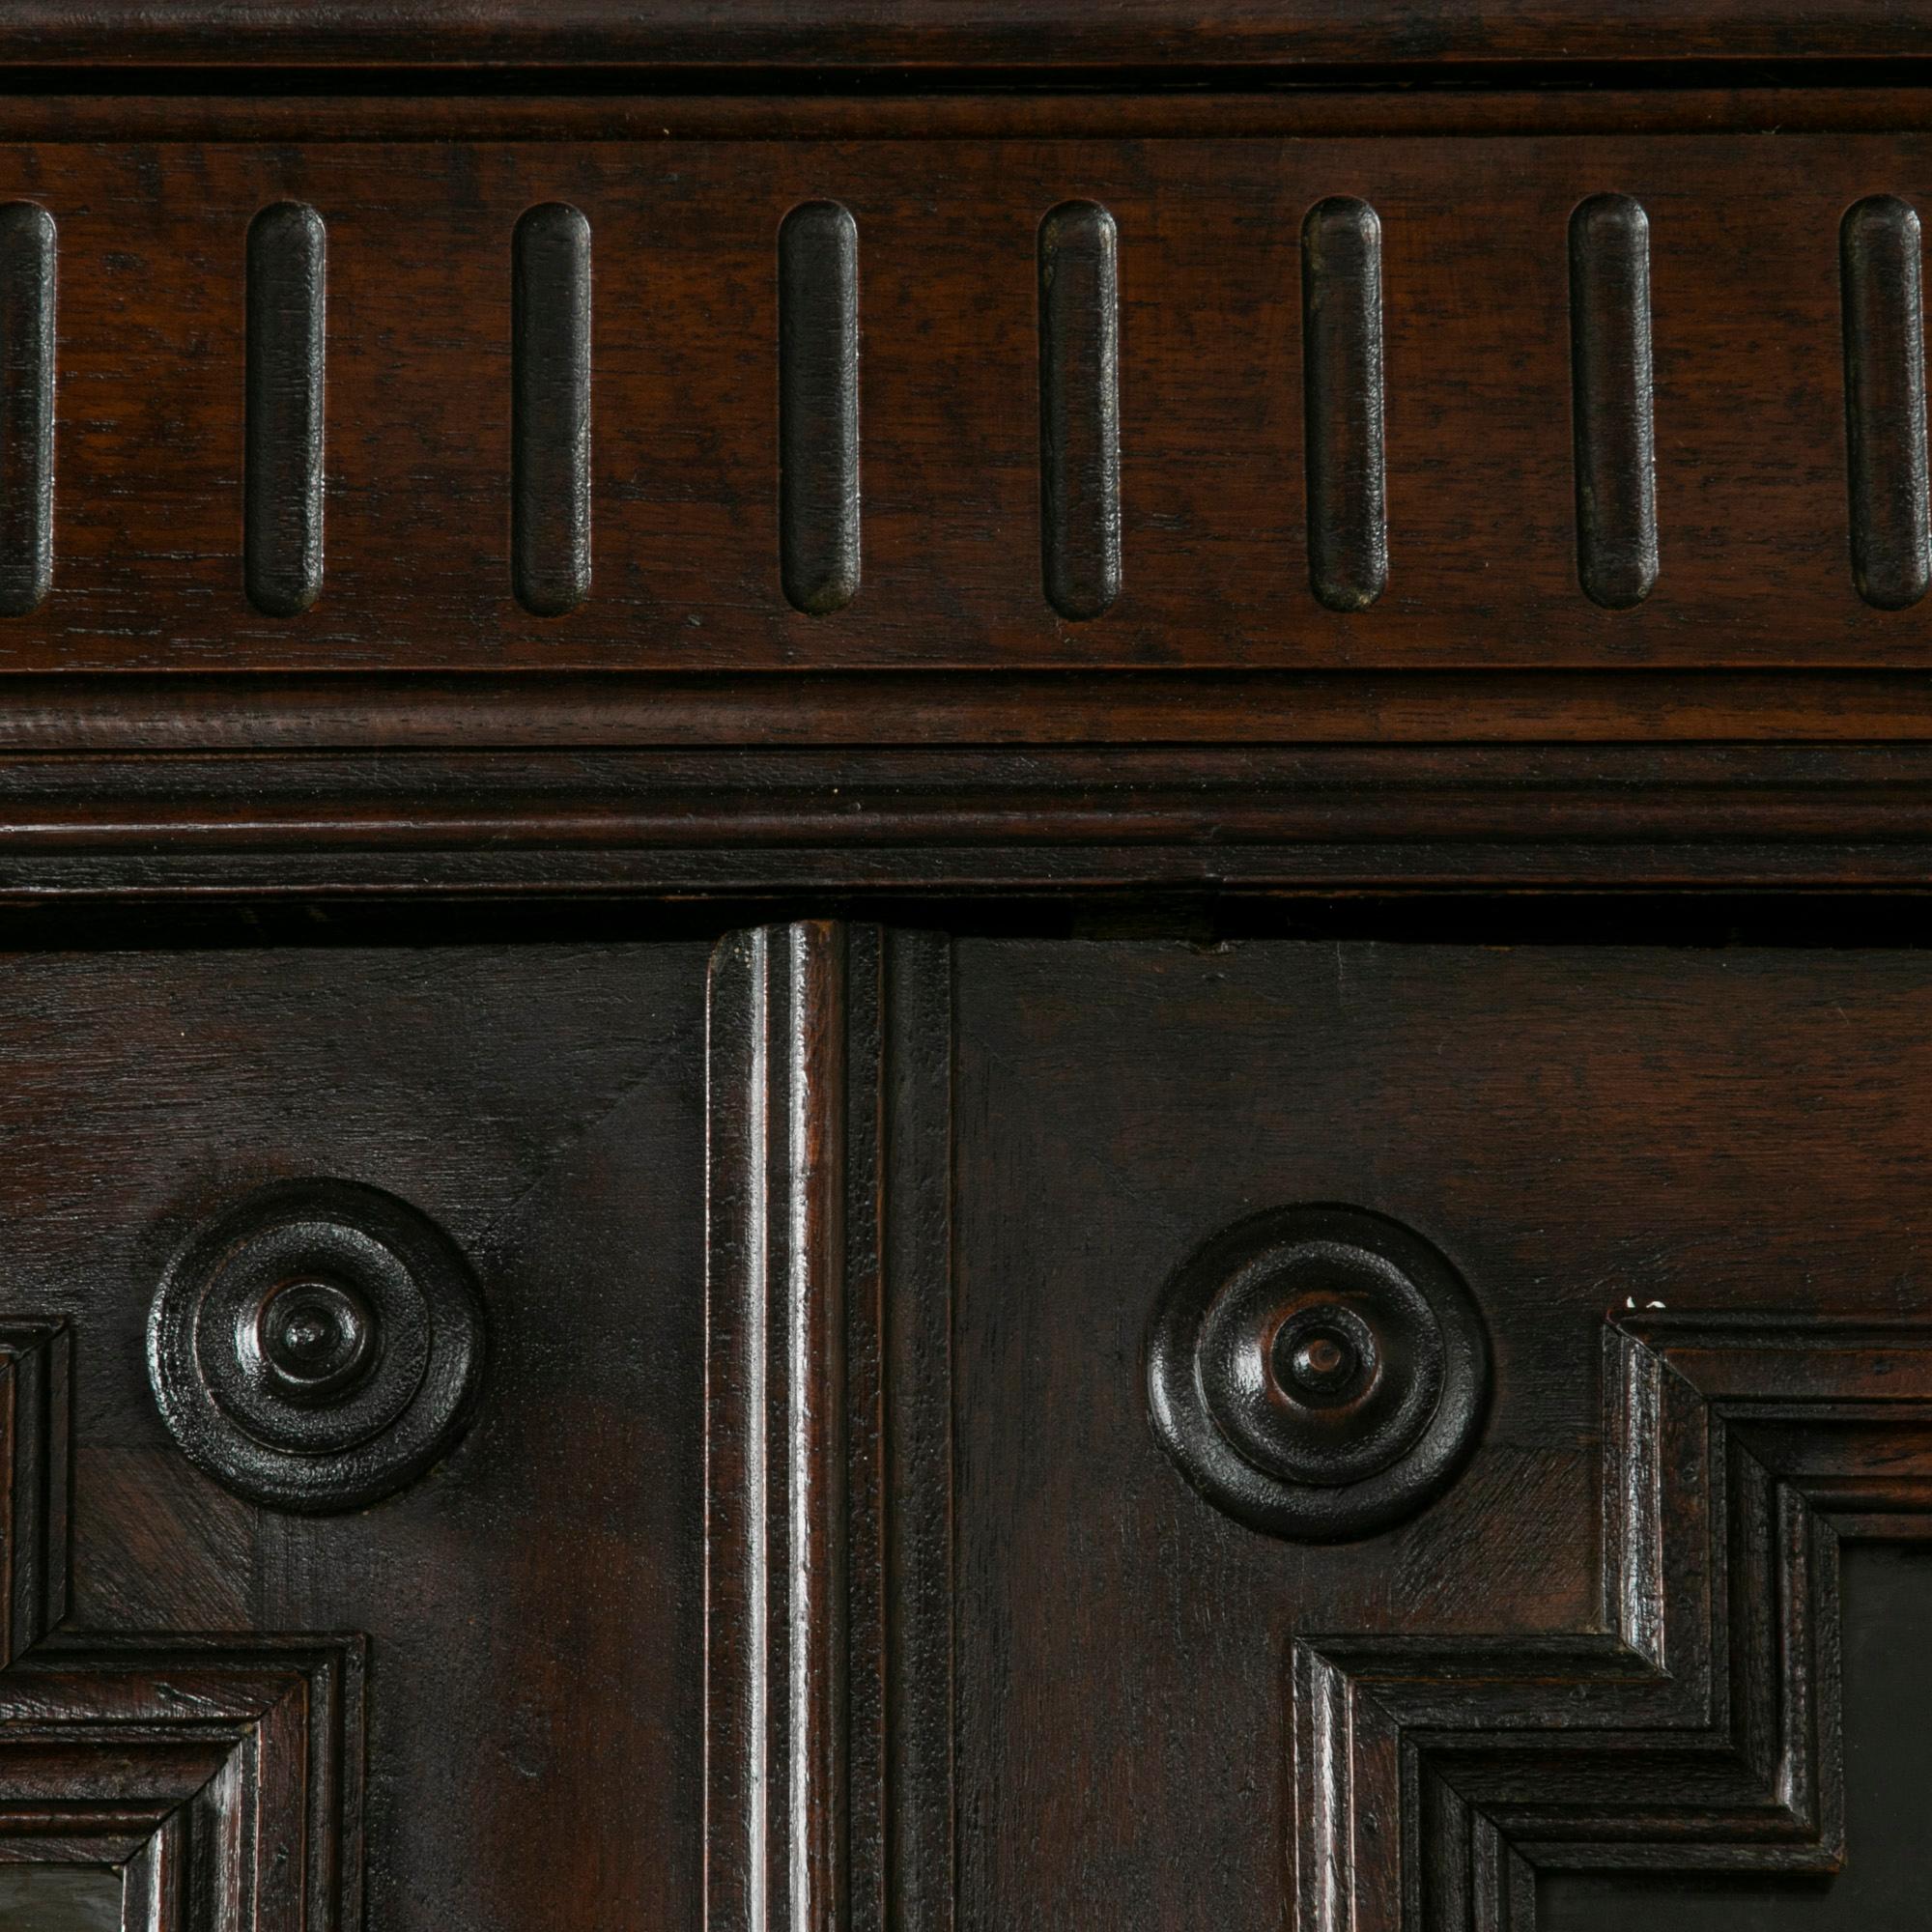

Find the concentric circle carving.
[
  {"left": 147, "top": 1179, "right": 486, "bottom": 1513},
  {"left": 1146, "top": 1204, "right": 1488, "bottom": 1540}
]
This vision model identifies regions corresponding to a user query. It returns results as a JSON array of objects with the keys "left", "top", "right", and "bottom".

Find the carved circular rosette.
[
  {"left": 147, "top": 1179, "right": 487, "bottom": 1513},
  {"left": 1146, "top": 1204, "right": 1489, "bottom": 1540}
]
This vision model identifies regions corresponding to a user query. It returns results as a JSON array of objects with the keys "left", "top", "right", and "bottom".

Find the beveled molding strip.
[
  {"left": 1569, "top": 193, "right": 1658, "bottom": 611},
  {"left": 780, "top": 201, "right": 863, "bottom": 616},
  {"left": 3, "top": 741, "right": 1932, "bottom": 894},
  {"left": 5, "top": 91, "right": 1932, "bottom": 143},
  {"left": 243, "top": 201, "right": 326, "bottom": 618},
  {"left": 0, "top": 670, "right": 1926, "bottom": 751},
  {"left": 1302, "top": 197, "right": 1386, "bottom": 612},
  {"left": 705, "top": 923, "right": 954, "bottom": 1932},
  {"left": 2, "top": 0, "right": 1930, "bottom": 68},
  {"left": 0, "top": 205, "right": 54, "bottom": 621},
  {"left": 1038, "top": 201, "right": 1121, "bottom": 621},
  {"left": 512, "top": 202, "right": 594, "bottom": 617}
]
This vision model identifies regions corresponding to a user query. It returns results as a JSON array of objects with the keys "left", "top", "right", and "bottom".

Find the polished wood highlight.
[
  {"left": 243, "top": 200, "right": 326, "bottom": 617},
  {"left": 0, "top": 12, "right": 1927, "bottom": 1928},
  {"left": 1569, "top": 193, "right": 1658, "bottom": 610},
  {"left": 1147, "top": 1203, "right": 1489, "bottom": 1540},
  {"left": 0, "top": 204, "right": 54, "bottom": 620},
  {"left": 779, "top": 201, "right": 862, "bottom": 616},
  {"left": 1301, "top": 196, "right": 1386, "bottom": 611},
  {"left": 707, "top": 922, "right": 853, "bottom": 1932},
  {"left": 1840, "top": 194, "right": 1929, "bottom": 611},
  {"left": 146, "top": 1177, "right": 488, "bottom": 1513},
  {"left": 1037, "top": 200, "right": 1120, "bottom": 622},
  {"left": 512, "top": 201, "right": 592, "bottom": 617},
  {"left": 705, "top": 923, "right": 954, "bottom": 1932}
]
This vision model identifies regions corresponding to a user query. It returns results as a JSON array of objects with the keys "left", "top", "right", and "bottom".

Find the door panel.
[
  {"left": 0, "top": 939, "right": 706, "bottom": 1932},
  {"left": 0, "top": 923, "right": 1926, "bottom": 1928},
  {"left": 941, "top": 936, "right": 1932, "bottom": 1931}
]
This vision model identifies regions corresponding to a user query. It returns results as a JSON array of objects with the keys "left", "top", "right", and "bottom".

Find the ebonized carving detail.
[
  {"left": 147, "top": 1177, "right": 487, "bottom": 1513},
  {"left": 1302, "top": 196, "right": 1387, "bottom": 611},
  {"left": 0, "top": 1321, "right": 364, "bottom": 1931},
  {"left": 1840, "top": 193, "right": 1930, "bottom": 611},
  {"left": 1294, "top": 1314, "right": 1932, "bottom": 1932},
  {"left": 0, "top": 203, "right": 54, "bottom": 619},
  {"left": 243, "top": 200, "right": 326, "bottom": 617},
  {"left": 1146, "top": 1203, "right": 1489, "bottom": 1540},
  {"left": 1569, "top": 193, "right": 1659, "bottom": 610},
  {"left": 1037, "top": 199, "right": 1121, "bottom": 621},
  {"left": 512, "top": 200, "right": 593, "bottom": 616}
]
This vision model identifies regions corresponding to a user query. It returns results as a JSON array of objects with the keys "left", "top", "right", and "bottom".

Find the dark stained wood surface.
[
  {"left": 0, "top": 937, "right": 707, "bottom": 1931},
  {"left": 947, "top": 936, "right": 1932, "bottom": 1930},
  {"left": 0, "top": 12, "right": 1921, "bottom": 1928},
  {"left": 0, "top": 117, "right": 1924, "bottom": 680},
  {"left": 0, "top": 0, "right": 1929, "bottom": 70},
  {"left": 1, "top": 919, "right": 1931, "bottom": 1927}
]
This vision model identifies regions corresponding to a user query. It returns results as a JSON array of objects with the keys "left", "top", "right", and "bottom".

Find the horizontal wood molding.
[
  {"left": 0, "top": 121, "right": 1919, "bottom": 679},
  {"left": 0, "top": 82, "right": 1912, "bottom": 890},
  {"left": 0, "top": 741, "right": 1930, "bottom": 894},
  {"left": 0, "top": 2, "right": 1927, "bottom": 70}
]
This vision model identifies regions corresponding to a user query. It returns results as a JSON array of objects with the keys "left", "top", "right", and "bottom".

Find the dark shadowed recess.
[
  {"left": 7, "top": 894, "right": 1932, "bottom": 955},
  {"left": 1544, "top": 1545, "right": 1932, "bottom": 1932},
  {"left": 0, "top": 1866, "right": 122, "bottom": 1931}
]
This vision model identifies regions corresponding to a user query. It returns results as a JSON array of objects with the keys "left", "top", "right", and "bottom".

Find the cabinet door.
[
  {"left": 710, "top": 923, "right": 1932, "bottom": 1932},
  {"left": 0, "top": 933, "right": 711, "bottom": 1932},
  {"left": 4, "top": 920, "right": 1931, "bottom": 1931}
]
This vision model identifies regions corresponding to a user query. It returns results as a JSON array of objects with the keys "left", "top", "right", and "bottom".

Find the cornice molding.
[{"left": 0, "top": 742, "right": 1928, "bottom": 895}]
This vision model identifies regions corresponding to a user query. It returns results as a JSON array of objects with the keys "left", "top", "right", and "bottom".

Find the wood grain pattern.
[
  {"left": 0, "top": 940, "right": 712, "bottom": 1930},
  {"left": 949, "top": 937, "right": 1932, "bottom": 1931},
  {"left": 0, "top": 0, "right": 1927, "bottom": 70},
  {"left": 0, "top": 1318, "right": 363, "bottom": 1931},
  {"left": 5, "top": 115, "right": 1924, "bottom": 679},
  {"left": 1296, "top": 1315, "right": 1932, "bottom": 1931},
  {"left": 0, "top": 19, "right": 1921, "bottom": 1931}
]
